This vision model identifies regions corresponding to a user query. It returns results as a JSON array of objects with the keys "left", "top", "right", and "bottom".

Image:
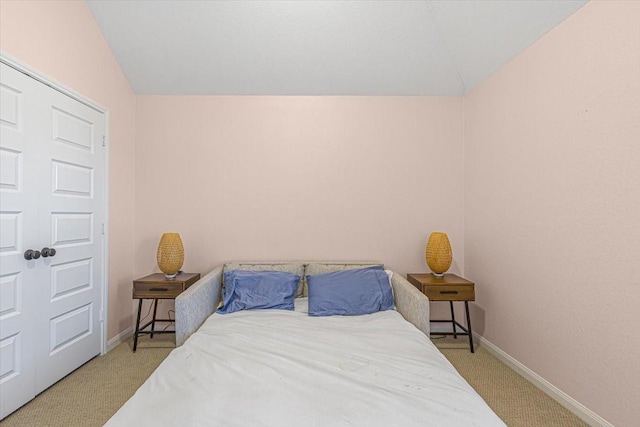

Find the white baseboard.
[
  {"left": 106, "top": 327, "right": 133, "bottom": 353},
  {"left": 474, "top": 334, "right": 613, "bottom": 427}
]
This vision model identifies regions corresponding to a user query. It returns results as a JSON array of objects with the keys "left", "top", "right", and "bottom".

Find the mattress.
[{"left": 105, "top": 298, "right": 505, "bottom": 427}]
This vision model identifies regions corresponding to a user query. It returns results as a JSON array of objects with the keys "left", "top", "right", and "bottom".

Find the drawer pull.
[
  {"left": 440, "top": 290, "right": 458, "bottom": 295},
  {"left": 149, "top": 287, "right": 168, "bottom": 292}
]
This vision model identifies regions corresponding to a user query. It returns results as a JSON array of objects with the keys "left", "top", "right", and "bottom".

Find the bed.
[{"left": 105, "top": 262, "right": 505, "bottom": 427}]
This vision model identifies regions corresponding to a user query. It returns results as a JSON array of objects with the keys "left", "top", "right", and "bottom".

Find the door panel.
[
  {"left": 52, "top": 107, "right": 94, "bottom": 152},
  {"left": 50, "top": 213, "right": 94, "bottom": 246},
  {"left": 0, "top": 212, "right": 22, "bottom": 254},
  {"left": 35, "top": 84, "right": 104, "bottom": 394},
  {"left": 0, "top": 273, "right": 21, "bottom": 318},
  {"left": 0, "top": 333, "right": 20, "bottom": 379},
  {"left": 51, "top": 160, "right": 93, "bottom": 198},
  {"left": 49, "top": 303, "right": 93, "bottom": 354},
  {"left": 0, "top": 82, "right": 22, "bottom": 132},
  {"left": 50, "top": 258, "right": 93, "bottom": 301},
  {"left": 0, "top": 148, "right": 21, "bottom": 191},
  {"left": 0, "top": 63, "right": 39, "bottom": 419}
]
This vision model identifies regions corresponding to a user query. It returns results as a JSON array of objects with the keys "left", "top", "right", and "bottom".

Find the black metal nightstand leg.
[
  {"left": 449, "top": 301, "right": 457, "bottom": 338},
  {"left": 465, "top": 301, "right": 474, "bottom": 353},
  {"left": 133, "top": 299, "right": 143, "bottom": 352},
  {"left": 150, "top": 299, "right": 159, "bottom": 339}
]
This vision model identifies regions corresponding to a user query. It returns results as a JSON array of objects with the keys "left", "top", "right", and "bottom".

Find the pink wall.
[
  {"left": 464, "top": 2, "right": 640, "bottom": 426},
  {"left": 135, "top": 96, "right": 464, "bottom": 286},
  {"left": 0, "top": 1, "right": 137, "bottom": 341}
]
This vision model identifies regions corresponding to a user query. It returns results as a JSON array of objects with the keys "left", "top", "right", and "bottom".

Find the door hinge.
[
  {"left": 100, "top": 309, "right": 104, "bottom": 322},
  {"left": 102, "top": 135, "right": 106, "bottom": 147},
  {"left": 101, "top": 223, "right": 105, "bottom": 235}
]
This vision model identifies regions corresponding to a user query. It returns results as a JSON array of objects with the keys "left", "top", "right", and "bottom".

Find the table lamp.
[
  {"left": 157, "top": 232, "right": 184, "bottom": 279},
  {"left": 425, "top": 232, "right": 452, "bottom": 277}
]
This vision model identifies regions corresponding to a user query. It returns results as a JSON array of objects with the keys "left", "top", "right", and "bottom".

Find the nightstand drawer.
[
  {"left": 133, "top": 282, "right": 185, "bottom": 298},
  {"left": 423, "top": 284, "right": 474, "bottom": 301},
  {"left": 132, "top": 272, "right": 200, "bottom": 300}
]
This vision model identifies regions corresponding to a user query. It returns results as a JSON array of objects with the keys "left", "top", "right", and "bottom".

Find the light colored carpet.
[
  {"left": 1, "top": 334, "right": 588, "bottom": 427},
  {"left": 434, "top": 336, "right": 588, "bottom": 427},
  {"left": 0, "top": 335, "right": 174, "bottom": 427}
]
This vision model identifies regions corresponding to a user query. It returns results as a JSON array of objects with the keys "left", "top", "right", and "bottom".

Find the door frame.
[{"left": 1, "top": 52, "right": 110, "bottom": 355}]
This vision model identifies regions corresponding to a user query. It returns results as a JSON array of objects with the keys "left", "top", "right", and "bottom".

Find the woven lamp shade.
[
  {"left": 157, "top": 233, "right": 184, "bottom": 279},
  {"left": 425, "top": 232, "right": 452, "bottom": 276}
]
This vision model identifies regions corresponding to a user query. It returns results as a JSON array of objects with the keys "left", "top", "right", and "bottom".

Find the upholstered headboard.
[{"left": 222, "top": 260, "right": 384, "bottom": 297}]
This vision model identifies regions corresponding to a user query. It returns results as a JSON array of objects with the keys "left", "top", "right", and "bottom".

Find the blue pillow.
[
  {"left": 307, "top": 267, "right": 394, "bottom": 316},
  {"left": 218, "top": 270, "right": 301, "bottom": 314}
]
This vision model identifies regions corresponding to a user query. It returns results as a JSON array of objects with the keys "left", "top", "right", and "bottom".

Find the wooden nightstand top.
[
  {"left": 407, "top": 273, "right": 475, "bottom": 301},
  {"left": 133, "top": 272, "right": 200, "bottom": 299}
]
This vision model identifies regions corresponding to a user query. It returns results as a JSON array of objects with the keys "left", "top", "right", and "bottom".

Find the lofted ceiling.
[{"left": 86, "top": 0, "right": 588, "bottom": 96}]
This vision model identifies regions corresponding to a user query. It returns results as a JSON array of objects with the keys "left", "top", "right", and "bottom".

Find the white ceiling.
[{"left": 86, "top": 0, "right": 588, "bottom": 96}]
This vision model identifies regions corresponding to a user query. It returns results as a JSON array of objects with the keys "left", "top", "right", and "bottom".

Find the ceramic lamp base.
[
  {"left": 431, "top": 272, "right": 445, "bottom": 277},
  {"left": 164, "top": 273, "right": 177, "bottom": 280}
]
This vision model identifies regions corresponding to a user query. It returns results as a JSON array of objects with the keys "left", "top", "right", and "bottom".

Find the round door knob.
[
  {"left": 24, "top": 249, "right": 41, "bottom": 260},
  {"left": 41, "top": 247, "right": 56, "bottom": 257}
]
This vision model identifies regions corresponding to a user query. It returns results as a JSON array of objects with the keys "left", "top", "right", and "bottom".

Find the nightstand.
[
  {"left": 406, "top": 273, "right": 475, "bottom": 353},
  {"left": 132, "top": 272, "right": 200, "bottom": 352}
]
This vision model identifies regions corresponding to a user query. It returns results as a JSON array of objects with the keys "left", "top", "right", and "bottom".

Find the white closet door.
[
  {"left": 35, "top": 83, "right": 105, "bottom": 393},
  {"left": 0, "top": 63, "right": 105, "bottom": 417},
  {"left": 0, "top": 63, "right": 41, "bottom": 418}
]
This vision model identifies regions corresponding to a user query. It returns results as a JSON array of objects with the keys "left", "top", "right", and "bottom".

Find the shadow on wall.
[
  {"left": 469, "top": 303, "right": 486, "bottom": 337},
  {"left": 432, "top": 301, "right": 484, "bottom": 336}
]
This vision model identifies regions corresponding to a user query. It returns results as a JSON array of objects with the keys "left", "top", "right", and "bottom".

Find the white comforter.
[{"left": 106, "top": 299, "right": 505, "bottom": 427}]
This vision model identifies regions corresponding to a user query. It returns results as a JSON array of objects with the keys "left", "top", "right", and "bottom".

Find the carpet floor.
[
  {"left": 1, "top": 334, "right": 588, "bottom": 427},
  {"left": 434, "top": 336, "right": 588, "bottom": 427}
]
